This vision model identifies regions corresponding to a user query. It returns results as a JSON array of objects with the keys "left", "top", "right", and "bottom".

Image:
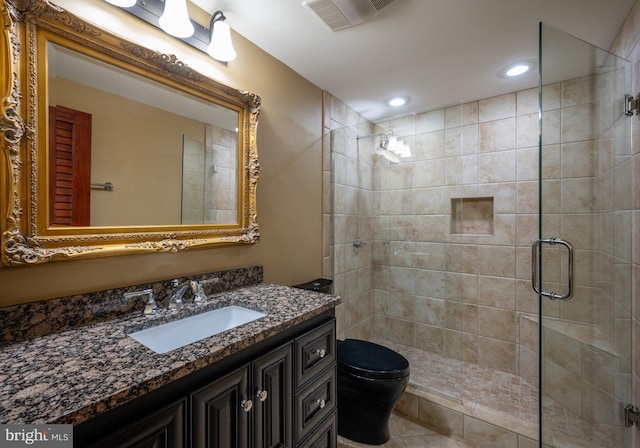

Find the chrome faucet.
[
  {"left": 189, "top": 280, "right": 207, "bottom": 303},
  {"left": 169, "top": 279, "right": 189, "bottom": 309},
  {"left": 124, "top": 289, "right": 157, "bottom": 315}
]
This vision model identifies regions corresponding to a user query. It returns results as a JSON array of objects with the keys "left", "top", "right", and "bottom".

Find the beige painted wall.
[
  {"left": 0, "top": 0, "right": 324, "bottom": 305},
  {"left": 52, "top": 77, "right": 205, "bottom": 226}
]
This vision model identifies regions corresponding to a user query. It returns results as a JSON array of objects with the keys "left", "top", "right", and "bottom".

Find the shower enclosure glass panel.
[{"left": 539, "top": 23, "right": 633, "bottom": 447}]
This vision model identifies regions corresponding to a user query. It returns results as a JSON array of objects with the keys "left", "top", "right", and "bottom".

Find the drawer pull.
[
  {"left": 256, "top": 390, "right": 268, "bottom": 402},
  {"left": 241, "top": 399, "right": 253, "bottom": 412},
  {"left": 315, "top": 399, "right": 326, "bottom": 409},
  {"left": 313, "top": 349, "right": 326, "bottom": 358}
]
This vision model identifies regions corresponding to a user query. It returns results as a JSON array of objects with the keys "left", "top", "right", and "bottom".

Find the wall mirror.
[{"left": 0, "top": 0, "right": 261, "bottom": 266}]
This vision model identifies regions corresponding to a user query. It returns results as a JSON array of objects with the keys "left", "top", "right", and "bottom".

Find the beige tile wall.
[
  {"left": 205, "top": 124, "right": 238, "bottom": 224},
  {"left": 365, "top": 91, "right": 545, "bottom": 378},
  {"left": 323, "top": 93, "right": 377, "bottom": 340},
  {"left": 181, "top": 136, "right": 206, "bottom": 224}
]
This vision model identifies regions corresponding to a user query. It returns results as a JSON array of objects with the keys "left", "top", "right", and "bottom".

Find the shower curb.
[{"left": 395, "top": 383, "right": 539, "bottom": 447}]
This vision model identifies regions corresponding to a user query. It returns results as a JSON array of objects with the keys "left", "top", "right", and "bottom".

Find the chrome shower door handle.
[{"left": 531, "top": 237, "right": 574, "bottom": 301}]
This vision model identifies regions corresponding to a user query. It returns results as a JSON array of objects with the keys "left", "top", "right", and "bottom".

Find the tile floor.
[
  {"left": 338, "top": 413, "right": 474, "bottom": 448},
  {"left": 371, "top": 339, "right": 620, "bottom": 448},
  {"left": 376, "top": 338, "right": 539, "bottom": 424}
]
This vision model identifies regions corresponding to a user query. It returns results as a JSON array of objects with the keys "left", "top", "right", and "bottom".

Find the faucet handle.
[
  {"left": 200, "top": 277, "right": 219, "bottom": 286},
  {"left": 144, "top": 292, "right": 158, "bottom": 315},
  {"left": 124, "top": 288, "right": 157, "bottom": 316},
  {"left": 189, "top": 280, "right": 208, "bottom": 303}
]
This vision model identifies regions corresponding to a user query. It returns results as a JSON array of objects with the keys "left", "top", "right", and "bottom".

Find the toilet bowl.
[{"left": 336, "top": 339, "right": 410, "bottom": 445}]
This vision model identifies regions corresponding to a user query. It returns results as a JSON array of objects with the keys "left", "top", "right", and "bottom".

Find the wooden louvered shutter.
[{"left": 48, "top": 105, "right": 92, "bottom": 226}]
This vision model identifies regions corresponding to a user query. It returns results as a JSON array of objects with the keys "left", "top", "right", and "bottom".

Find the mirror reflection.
[{"left": 47, "top": 43, "right": 239, "bottom": 227}]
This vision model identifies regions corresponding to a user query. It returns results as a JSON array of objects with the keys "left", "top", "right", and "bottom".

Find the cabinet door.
[
  {"left": 253, "top": 344, "right": 293, "bottom": 448},
  {"left": 89, "top": 399, "right": 186, "bottom": 448},
  {"left": 192, "top": 365, "right": 250, "bottom": 448}
]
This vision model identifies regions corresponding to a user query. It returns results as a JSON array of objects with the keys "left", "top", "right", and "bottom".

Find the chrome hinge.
[
  {"left": 625, "top": 404, "right": 640, "bottom": 428},
  {"left": 625, "top": 93, "right": 640, "bottom": 116}
]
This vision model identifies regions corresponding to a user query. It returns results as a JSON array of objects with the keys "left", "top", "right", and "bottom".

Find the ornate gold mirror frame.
[{"left": 0, "top": 0, "right": 260, "bottom": 267}]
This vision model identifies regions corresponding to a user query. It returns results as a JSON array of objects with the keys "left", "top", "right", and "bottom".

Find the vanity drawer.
[
  {"left": 297, "top": 412, "right": 337, "bottom": 448},
  {"left": 295, "top": 319, "right": 335, "bottom": 388},
  {"left": 295, "top": 366, "right": 336, "bottom": 444}
]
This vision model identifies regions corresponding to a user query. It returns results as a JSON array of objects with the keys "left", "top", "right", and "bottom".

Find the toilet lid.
[{"left": 337, "top": 339, "right": 410, "bottom": 380}]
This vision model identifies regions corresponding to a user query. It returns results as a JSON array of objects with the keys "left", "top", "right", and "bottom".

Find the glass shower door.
[{"left": 537, "top": 24, "right": 633, "bottom": 447}]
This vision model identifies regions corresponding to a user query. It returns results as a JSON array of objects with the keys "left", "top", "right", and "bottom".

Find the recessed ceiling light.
[
  {"left": 506, "top": 64, "right": 530, "bottom": 77},
  {"left": 388, "top": 96, "right": 408, "bottom": 107},
  {"left": 498, "top": 61, "right": 536, "bottom": 79}
]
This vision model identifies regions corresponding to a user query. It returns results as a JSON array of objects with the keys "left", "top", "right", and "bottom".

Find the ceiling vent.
[{"left": 303, "top": 0, "right": 398, "bottom": 31}]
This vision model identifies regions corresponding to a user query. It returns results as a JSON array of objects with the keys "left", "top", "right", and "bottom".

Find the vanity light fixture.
[
  {"left": 207, "top": 11, "right": 237, "bottom": 62},
  {"left": 103, "top": 0, "right": 237, "bottom": 63},
  {"left": 374, "top": 146, "right": 400, "bottom": 163},
  {"left": 357, "top": 129, "right": 412, "bottom": 163},
  {"left": 382, "top": 132, "right": 411, "bottom": 158},
  {"left": 159, "top": 0, "right": 194, "bottom": 38}
]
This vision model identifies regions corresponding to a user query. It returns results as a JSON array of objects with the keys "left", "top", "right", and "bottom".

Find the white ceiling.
[{"left": 191, "top": 0, "right": 636, "bottom": 122}]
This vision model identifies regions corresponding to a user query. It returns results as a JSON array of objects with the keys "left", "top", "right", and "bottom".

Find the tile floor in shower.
[
  {"left": 365, "top": 339, "right": 618, "bottom": 448},
  {"left": 377, "top": 338, "right": 539, "bottom": 424}
]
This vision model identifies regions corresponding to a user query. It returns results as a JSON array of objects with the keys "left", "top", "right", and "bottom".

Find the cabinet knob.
[
  {"left": 241, "top": 399, "right": 253, "bottom": 412},
  {"left": 256, "top": 390, "right": 268, "bottom": 402},
  {"left": 313, "top": 348, "right": 326, "bottom": 358},
  {"left": 315, "top": 399, "right": 326, "bottom": 409}
]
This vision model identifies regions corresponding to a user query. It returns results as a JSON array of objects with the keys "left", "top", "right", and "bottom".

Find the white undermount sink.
[{"left": 127, "top": 305, "right": 267, "bottom": 354}]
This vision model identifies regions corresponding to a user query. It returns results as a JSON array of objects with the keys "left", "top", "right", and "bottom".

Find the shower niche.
[{"left": 449, "top": 197, "right": 494, "bottom": 235}]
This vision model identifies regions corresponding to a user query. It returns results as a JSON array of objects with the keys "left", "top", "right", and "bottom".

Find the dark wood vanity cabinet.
[
  {"left": 191, "top": 365, "right": 250, "bottom": 448},
  {"left": 75, "top": 313, "right": 336, "bottom": 448},
  {"left": 190, "top": 321, "right": 337, "bottom": 448},
  {"left": 297, "top": 414, "right": 337, "bottom": 448},
  {"left": 252, "top": 344, "right": 293, "bottom": 448},
  {"left": 293, "top": 321, "right": 337, "bottom": 447},
  {"left": 90, "top": 399, "right": 187, "bottom": 448},
  {"left": 191, "top": 344, "right": 292, "bottom": 448}
]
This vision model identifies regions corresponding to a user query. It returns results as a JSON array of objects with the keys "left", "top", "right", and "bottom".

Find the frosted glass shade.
[
  {"left": 106, "top": 0, "right": 136, "bottom": 6},
  {"left": 158, "top": 0, "right": 194, "bottom": 38},
  {"left": 375, "top": 147, "right": 401, "bottom": 164},
  {"left": 207, "top": 20, "right": 236, "bottom": 62}
]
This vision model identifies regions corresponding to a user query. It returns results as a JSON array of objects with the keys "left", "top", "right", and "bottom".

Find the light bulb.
[
  {"left": 506, "top": 64, "right": 529, "bottom": 77},
  {"left": 398, "top": 143, "right": 412, "bottom": 157},
  {"left": 375, "top": 147, "right": 401, "bottom": 163},
  {"left": 207, "top": 19, "right": 236, "bottom": 62},
  {"left": 388, "top": 96, "right": 407, "bottom": 107},
  {"left": 158, "top": 0, "right": 194, "bottom": 38}
]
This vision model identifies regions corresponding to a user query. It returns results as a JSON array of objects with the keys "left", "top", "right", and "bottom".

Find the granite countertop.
[{"left": 0, "top": 283, "right": 340, "bottom": 425}]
